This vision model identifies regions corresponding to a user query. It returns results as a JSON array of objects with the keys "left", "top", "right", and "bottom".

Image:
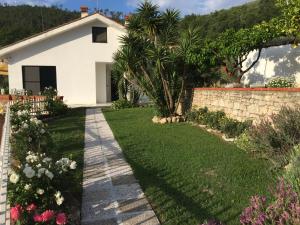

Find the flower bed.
[{"left": 7, "top": 92, "right": 76, "bottom": 225}]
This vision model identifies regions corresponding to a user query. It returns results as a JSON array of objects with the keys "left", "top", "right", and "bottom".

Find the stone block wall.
[{"left": 192, "top": 88, "right": 300, "bottom": 122}]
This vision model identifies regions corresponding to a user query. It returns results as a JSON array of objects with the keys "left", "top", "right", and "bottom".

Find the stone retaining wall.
[{"left": 192, "top": 88, "right": 300, "bottom": 121}]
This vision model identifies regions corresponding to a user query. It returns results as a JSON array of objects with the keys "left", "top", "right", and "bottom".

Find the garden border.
[
  {"left": 0, "top": 105, "right": 11, "bottom": 225},
  {"left": 193, "top": 87, "right": 300, "bottom": 92}
]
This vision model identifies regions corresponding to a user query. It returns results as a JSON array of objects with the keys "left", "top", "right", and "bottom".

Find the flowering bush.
[
  {"left": 10, "top": 203, "right": 68, "bottom": 225},
  {"left": 8, "top": 101, "right": 77, "bottom": 224},
  {"left": 240, "top": 180, "right": 300, "bottom": 225},
  {"left": 8, "top": 151, "right": 76, "bottom": 209},
  {"left": 242, "top": 106, "right": 300, "bottom": 168},
  {"left": 42, "top": 87, "right": 68, "bottom": 117},
  {"left": 267, "top": 76, "right": 295, "bottom": 88},
  {"left": 10, "top": 116, "right": 51, "bottom": 160}
]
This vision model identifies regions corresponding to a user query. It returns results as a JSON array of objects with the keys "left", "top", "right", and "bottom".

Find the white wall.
[
  {"left": 242, "top": 44, "right": 300, "bottom": 85},
  {"left": 7, "top": 20, "right": 125, "bottom": 105}
]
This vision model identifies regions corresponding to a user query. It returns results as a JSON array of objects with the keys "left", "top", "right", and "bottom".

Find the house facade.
[
  {"left": 242, "top": 44, "right": 300, "bottom": 86},
  {"left": 0, "top": 11, "right": 126, "bottom": 105}
]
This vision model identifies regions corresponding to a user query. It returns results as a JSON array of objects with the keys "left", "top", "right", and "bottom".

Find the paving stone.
[
  {"left": 82, "top": 201, "right": 116, "bottom": 221},
  {"left": 81, "top": 108, "right": 159, "bottom": 224},
  {"left": 83, "top": 167, "right": 106, "bottom": 181},
  {"left": 119, "top": 211, "right": 160, "bottom": 225},
  {"left": 113, "top": 184, "right": 144, "bottom": 200},
  {"left": 117, "top": 198, "right": 152, "bottom": 214},
  {"left": 82, "top": 218, "right": 118, "bottom": 225},
  {"left": 111, "top": 174, "right": 137, "bottom": 186},
  {"left": 82, "top": 188, "right": 112, "bottom": 202}
]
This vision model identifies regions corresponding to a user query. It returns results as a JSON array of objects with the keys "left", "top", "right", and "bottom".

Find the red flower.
[
  {"left": 10, "top": 204, "right": 22, "bottom": 222},
  {"left": 26, "top": 203, "right": 37, "bottom": 212},
  {"left": 33, "top": 214, "right": 43, "bottom": 222},
  {"left": 56, "top": 213, "right": 67, "bottom": 225},
  {"left": 41, "top": 210, "right": 55, "bottom": 222}
]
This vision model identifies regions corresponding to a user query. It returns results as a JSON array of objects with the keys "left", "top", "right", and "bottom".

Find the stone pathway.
[{"left": 81, "top": 108, "right": 160, "bottom": 225}]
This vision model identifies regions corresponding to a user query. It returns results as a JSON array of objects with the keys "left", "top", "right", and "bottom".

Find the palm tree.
[{"left": 114, "top": 1, "right": 198, "bottom": 117}]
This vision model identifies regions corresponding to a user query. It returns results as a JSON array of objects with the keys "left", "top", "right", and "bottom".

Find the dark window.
[
  {"left": 22, "top": 66, "right": 57, "bottom": 95},
  {"left": 92, "top": 27, "right": 107, "bottom": 43}
]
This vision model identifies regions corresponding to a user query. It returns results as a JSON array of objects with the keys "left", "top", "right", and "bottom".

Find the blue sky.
[{"left": 0, "top": 0, "right": 254, "bottom": 15}]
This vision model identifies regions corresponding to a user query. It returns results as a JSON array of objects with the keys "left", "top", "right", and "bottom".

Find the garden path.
[{"left": 81, "top": 108, "right": 160, "bottom": 225}]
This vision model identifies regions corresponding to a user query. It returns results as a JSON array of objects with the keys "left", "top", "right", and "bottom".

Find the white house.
[
  {"left": 0, "top": 7, "right": 126, "bottom": 105},
  {"left": 243, "top": 44, "right": 300, "bottom": 86}
]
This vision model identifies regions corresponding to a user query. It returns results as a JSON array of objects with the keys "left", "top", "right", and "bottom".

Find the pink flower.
[
  {"left": 26, "top": 203, "right": 37, "bottom": 212},
  {"left": 33, "top": 214, "right": 43, "bottom": 222},
  {"left": 56, "top": 213, "right": 67, "bottom": 225},
  {"left": 10, "top": 204, "right": 22, "bottom": 222},
  {"left": 41, "top": 210, "right": 55, "bottom": 222}
]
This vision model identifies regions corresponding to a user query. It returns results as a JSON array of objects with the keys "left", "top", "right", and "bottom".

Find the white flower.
[
  {"left": 70, "top": 161, "right": 77, "bottom": 170},
  {"left": 40, "top": 129, "right": 45, "bottom": 134},
  {"left": 42, "top": 157, "right": 52, "bottom": 163},
  {"left": 56, "top": 196, "right": 64, "bottom": 206},
  {"left": 28, "top": 137, "right": 32, "bottom": 142},
  {"left": 55, "top": 191, "right": 61, "bottom": 198},
  {"left": 26, "top": 154, "right": 38, "bottom": 163},
  {"left": 36, "top": 188, "right": 44, "bottom": 195},
  {"left": 24, "top": 184, "right": 31, "bottom": 190},
  {"left": 45, "top": 170, "right": 54, "bottom": 180},
  {"left": 36, "top": 164, "right": 41, "bottom": 168},
  {"left": 54, "top": 191, "right": 64, "bottom": 205},
  {"left": 37, "top": 168, "right": 46, "bottom": 178},
  {"left": 23, "top": 166, "right": 35, "bottom": 178},
  {"left": 9, "top": 172, "right": 19, "bottom": 184},
  {"left": 23, "top": 123, "right": 29, "bottom": 129}
]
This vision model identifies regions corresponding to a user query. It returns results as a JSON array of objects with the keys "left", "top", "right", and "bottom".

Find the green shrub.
[
  {"left": 112, "top": 99, "right": 134, "bottom": 110},
  {"left": 267, "top": 77, "right": 295, "bottom": 88},
  {"left": 284, "top": 145, "right": 300, "bottom": 194},
  {"left": 186, "top": 107, "right": 208, "bottom": 124},
  {"left": 203, "top": 111, "right": 225, "bottom": 130},
  {"left": 42, "top": 87, "right": 68, "bottom": 117},
  {"left": 220, "top": 118, "right": 252, "bottom": 138},
  {"left": 235, "top": 131, "right": 255, "bottom": 152},
  {"left": 187, "top": 107, "right": 250, "bottom": 138},
  {"left": 246, "top": 107, "right": 300, "bottom": 167}
]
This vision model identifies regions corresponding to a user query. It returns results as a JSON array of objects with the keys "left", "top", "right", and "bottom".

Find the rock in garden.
[
  {"left": 152, "top": 116, "right": 161, "bottom": 123},
  {"left": 160, "top": 118, "right": 168, "bottom": 124},
  {"left": 171, "top": 117, "right": 177, "bottom": 123}
]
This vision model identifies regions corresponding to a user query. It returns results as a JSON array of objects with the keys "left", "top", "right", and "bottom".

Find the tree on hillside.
[
  {"left": 114, "top": 2, "right": 200, "bottom": 117},
  {"left": 187, "top": 0, "right": 300, "bottom": 84},
  {"left": 180, "top": 0, "right": 281, "bottom": 40}
]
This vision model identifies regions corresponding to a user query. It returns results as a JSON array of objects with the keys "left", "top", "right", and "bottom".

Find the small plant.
[
  {"left": 240, "top": 179, "right": 300, "bottom": 225},
  {"left": 284, "top": 145, "right": 300, "bottom": 194},
  {"left": 204, "top": 111, "right": 226, "bottom": 130},
  {"left": 220, "top": 118, "right": 251, "bottom": 138},
  {"left": 187, "top": 107, "right": 251, "bottom": 138},
  {"left": 267, "top": 76, "right": 295, "bottom": 88},
  {"left": 186, "top": 107, "right": 208, "bottom": 124},
  {"left": 112, "top": 99, "right": 134, "bottom": 110},
  {"left": 235, "top": 132, "right": 256, "bottom": 152},
  {"left": 245, "top": 106, "right": 300, "bottom": 167}
]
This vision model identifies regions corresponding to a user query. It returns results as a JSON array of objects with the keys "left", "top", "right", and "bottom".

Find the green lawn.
[
  {"left": 103, "top": 107, "right": 275, "bottom": 225},
  {"left": 47, "top": 108, "right": 86, "bottom": 220}
]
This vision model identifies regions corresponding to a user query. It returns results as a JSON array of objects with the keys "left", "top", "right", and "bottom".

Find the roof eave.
[{"left": 0, "top": 13, "right": 125, "bottom": 57}]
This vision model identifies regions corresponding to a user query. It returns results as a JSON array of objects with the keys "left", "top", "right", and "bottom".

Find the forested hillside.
[
  {"left": 0, "top": 5, "right": 80, "bottom": 47},
  {"left": 0, "top": 0, "right": 280, "bottom": 48},
  {"left": 180, "top": 0, "right": 280, "bottom": 39}
]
